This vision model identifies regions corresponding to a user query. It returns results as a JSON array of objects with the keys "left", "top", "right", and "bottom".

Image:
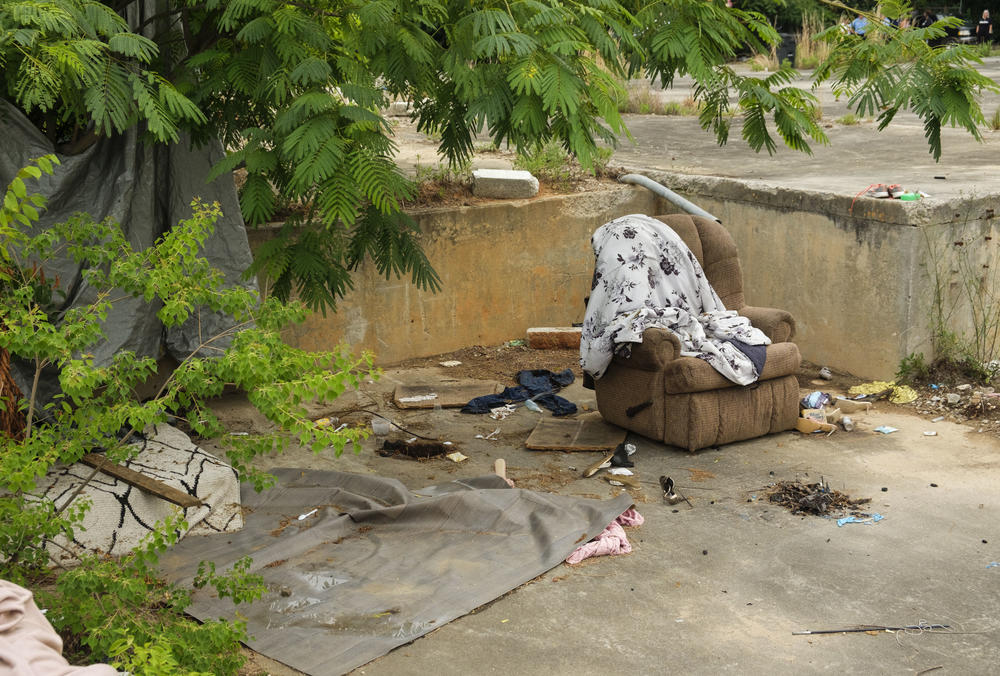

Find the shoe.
[
  {"left": 887, "top": 184, "right": 904, "bottom": 198},
  {"left": 864, "top": 183, "right": 889, "bottom": 198}
]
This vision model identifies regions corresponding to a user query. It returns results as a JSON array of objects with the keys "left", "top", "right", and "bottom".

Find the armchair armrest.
[
  {"left": 739, "top": 305, "right": 796, "bottom": 343},
  {"left": 611, "top": 327, "right": 681, "bottom": 371}
]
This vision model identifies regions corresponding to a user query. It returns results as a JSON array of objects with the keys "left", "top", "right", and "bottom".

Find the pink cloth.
[
  {"left": 0, "top": 580, "right": 119, "bottom": 675},
  {"left": 565, "top": 508, "right": 644, "bottom": 565}
]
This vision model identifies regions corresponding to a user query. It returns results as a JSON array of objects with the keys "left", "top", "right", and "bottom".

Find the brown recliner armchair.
[{"left": 594, "top": 214, "right": 801, "bottom": 451}]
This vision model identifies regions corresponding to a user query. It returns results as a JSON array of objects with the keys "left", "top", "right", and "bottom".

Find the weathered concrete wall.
[
  {"left": 640, "top": 169, "right": 1000, "bottom": 379},
  {"left": 251, "top": 173, "right": 1000, "bottom": 379},
  {"left": 249, "top": 187, "right": 661, "bottom": 364}
]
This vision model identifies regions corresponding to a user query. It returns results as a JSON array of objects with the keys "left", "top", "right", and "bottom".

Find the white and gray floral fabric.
[{"left": 580, "top": 214, "right": 769, "bottom": 384}]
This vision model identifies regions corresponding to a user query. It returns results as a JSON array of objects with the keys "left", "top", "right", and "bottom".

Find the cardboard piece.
[
  {"left": 525, "top": 412, "right": 627, "bottom": 451},
  {"left": 795, "top": 418, "right": 836, "bottom": 434},
  {"left": 393, "top": 380, "right": 503, "bottom": 409}
]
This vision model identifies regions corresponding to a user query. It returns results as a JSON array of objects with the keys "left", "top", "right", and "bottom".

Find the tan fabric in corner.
[{"left": 0, "top": 580, "right": 119, "bottom": 675}]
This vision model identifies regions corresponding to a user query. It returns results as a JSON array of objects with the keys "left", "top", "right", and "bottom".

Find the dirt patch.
[
  {"left": 394, "top": 344, "right": 582, "bottom": 385},
  {"left": 766, "top": 479, "right": 872, "bottom": 517}
]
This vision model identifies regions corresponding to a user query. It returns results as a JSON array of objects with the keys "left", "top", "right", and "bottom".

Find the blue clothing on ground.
[{"left": 851, "top": 16, "right": 868, "bottom": 35}]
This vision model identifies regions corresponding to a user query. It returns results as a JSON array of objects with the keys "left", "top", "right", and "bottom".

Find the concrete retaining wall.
[
  {"left": 640, "top": 169, "right": 1000, "bottom": 379},
  {"left": 249, "top": 187, "right": 661, "bottom": 364},
  {"left": 250, "top": 174, "right": 1000, "bottom": 379}
]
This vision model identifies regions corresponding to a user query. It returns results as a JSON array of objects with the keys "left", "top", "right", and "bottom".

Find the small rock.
[
  {"left": 946, "top": 393, "right": 962, "bottom": 404},
  {"left": 957, "top": 383, "right": 972, "bottom": 391}
]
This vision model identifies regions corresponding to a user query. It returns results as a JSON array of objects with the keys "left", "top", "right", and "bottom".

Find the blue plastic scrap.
[
  {"left": 873, "top": 426, "right": 899, "bottom": 434},
  {"left": 836, "top": 513, "right": 884, "bottom": 527},
  {"left": 987, "top": 562, "right": 999, "bottom": 569}
]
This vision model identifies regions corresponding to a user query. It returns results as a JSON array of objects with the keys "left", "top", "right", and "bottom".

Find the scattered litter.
[
  {"left": 848, "top": 381, "right": 917, "bottom": 404},
  {"left": 474, "top": 427, "right": 501, "bottom": 441},
  {"left": 398, "top": 393, "right": 438, "bottom": 403},
  {"left": 801, "top": 408, "right": 827, "bottom": 424},
  {"left": 796, "top": 418, "right": 836, "bottom": 434},
  {"left": 229, "top": 431, "right": 249, "bottom": 436},
  {"left": 443, "top": 441, "right": 453, "bottom": 446},
  {"left": 987, "top": 562, "right": 999, "bottom": 569},
  {"left": 923, "top": 431, "right": 937, "bottom": 437},
  {"left": 333, "top": 423, "right": 348, "bottom": 433},
  {"left": 439, "top": 360, "right": 462, "bottom": 367},
  {"left": 834, "top": 397, "right": 872, "bottom": 414},
  {"left": 931, "top": 416, "right": 945, "bottom": 423},
  {"left": 523, "top": 399, "right": 543, "bottom": 413},
  {"left": 841, "top": 416, "right": 855, "bottom": 432},
  {"left": 566, "top": 508, "right": 644, "bottom": 564},
  {"left": 766, "top": 478, "right": 872, "bottom": 518},
  {"left": 608, "top": 467, "right": 634, "bottom": 476},
  {"left": 818, "top": 366, "right": 833, "bottom": 380},
  {"left": 406, "top": 437, "right": 417, "bottom": 443},
  {"left": 583, "top": 450, "right": 616, "bottom": 478},
  {"left": 489, "top": 404, "right": 517, "bottom": 420},
  {"left": 873, "top": 425, "right": 898, "bottom": 434},
  {"left": 611, "top": 442, "right": 634, "bottom": 468},
  {"left": 297, "top": 508, "right": 318, "bottom": 521},
  {"left": 446, "top": 452, "right": 468, "bottom": 463},
  {"left": 504, "top": 339, "right": 526, "bottom": 347},
  {"left": 371, "top": 418, "right": 391, "bottom": 436},
  {"left": 793, "top": 623, "right": 948, "bottom": 636},
  {"left": 801, "top": 391, "right": 831, "bottom": 409},
  {"left": 837, "top": 513, "right": 884, "bottom": 527},
  {"left": 603, "top": 474, "right": 640, "bottom": 488}
]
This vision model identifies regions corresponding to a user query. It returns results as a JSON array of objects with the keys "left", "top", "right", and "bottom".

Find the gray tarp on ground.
[
  {"left": 0, "top": 100, "right": 255, "bottom": 403},
  {"left": 158, "top": 468, "right": 634, "bottom": 676}
]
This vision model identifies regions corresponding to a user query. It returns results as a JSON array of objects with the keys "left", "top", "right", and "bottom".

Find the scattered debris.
[
  {"left": 475, "top": 428, "right": 501, "bottom": 441},
  {"left": 793, "top": 623, "right": 948, "bottom": 636},
  {"left": 439, "top": 360, "right": 462, "bottom": 367},
  {"left": 378, "top": 439, "right": 450, "bottom": 459},
  {"left": 841, "top": 416, "right": 855, "bottom": 432},
  {"left": 583, "top": 451, "right": 615, "bottom": 478},
  {"left": 371, "top": 417, "right": 392, "bottom": 436},
  {"left": 837, "top": 513, "right": 884, "bottom": 527},
  {"left": 931, "top": 416, "right": 945, "bottom": 423},
  {"left": 398, "top": 393, "right": 439, "bottom": 403},
  {"left": 818, "top": 366, "right": 833, "bottom": 380},
  {"left": 834, "top": 397, "right": 873, "bottom": 414},
  {"left": 873, "top": 425, "right": 898, "bottom": 434},
  {"left": 801, "top": 391, "right": 831, "bottom": 409},
  {"left": 489, "top": 404, "right": 517, "bottom": 420},
  {"left": 565, "top": 508, "right": 644, "bottom": 564},
  {"left": 987, "top": 562, "right": 999, "bottom": 569},
  {"left": 446, "top": 452, "right": 468, "bottom": 463},
  {"left": 297, "top": 508, "right": 318, "bottom": 521},
  {"left": 604, "top": 474, "right": 640, "bottom": 488},
  {"left": 766, "top": 479, "right": 872, "bottom": 518},
  {"left": 923, "top": 431, "right": 937, "bottom": 436},
  {"left": 524, "top": 399, "right": 543, "bottom": 413},
  {"left": 848, "top": 380, "right": 918, "bottom": 404},
  {"left": 796, "top": 418, "right": 836, "bottom": 434}
]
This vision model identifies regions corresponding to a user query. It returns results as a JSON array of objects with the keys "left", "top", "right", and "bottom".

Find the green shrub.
[{"left": 1, "top": 157, "right": 375, "bottom": 673}]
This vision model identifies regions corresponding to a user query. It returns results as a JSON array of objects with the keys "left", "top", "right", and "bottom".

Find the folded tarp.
[{"left": 158, "top": 468, "right": 633, "bottom": 676}]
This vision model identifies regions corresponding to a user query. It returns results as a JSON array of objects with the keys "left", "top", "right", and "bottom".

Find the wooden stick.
[{"left": 80, "top": 453, "right": 202, "bottom": 509}]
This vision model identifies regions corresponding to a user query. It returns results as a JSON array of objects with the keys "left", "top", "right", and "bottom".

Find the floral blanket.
[{"left": 580, "top": 214, "right": 768, "bottom": 384}]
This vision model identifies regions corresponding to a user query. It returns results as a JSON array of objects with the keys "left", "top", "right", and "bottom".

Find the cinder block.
[
  {"left": 527, "top": 327, "right": 582, "bottom": 349},
  {"left": 472, "top": 169, "right": 539, "bottom": 199}
]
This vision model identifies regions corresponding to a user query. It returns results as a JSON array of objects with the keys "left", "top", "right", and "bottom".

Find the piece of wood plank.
[
  {"left": 393, "top": 380, "right": 503, "bottom": 409},
  {"left": 525, "top": 412, "right": 627, "bottom": 451},
  {"left": 80, "top": 453, "right": 203, "bottom": 508}
]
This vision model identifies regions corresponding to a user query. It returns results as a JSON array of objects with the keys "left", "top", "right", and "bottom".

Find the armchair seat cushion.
[{"left": 662, "top": 342, "right": 801, "bottom": 394}]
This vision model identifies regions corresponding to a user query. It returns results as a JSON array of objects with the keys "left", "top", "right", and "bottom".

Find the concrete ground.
[
  {"left": 221, "top": 360, "right": 1000, "bottom": 676},
  {"left": 232, "top": 59, "right": 1000, "bottom": 675},
  {"left": 391, "top": 58, "right": 1000, "bottom": 201}
]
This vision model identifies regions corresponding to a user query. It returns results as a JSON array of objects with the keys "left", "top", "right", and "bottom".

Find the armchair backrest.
[{"left": 655, "top": 214, "right": 746, "bottom": 311}]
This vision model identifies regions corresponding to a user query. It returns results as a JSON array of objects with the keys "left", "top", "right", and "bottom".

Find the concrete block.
[
  {"left": 527, "top": 327, "right": 582, "bottom": 350},
  {"left": 472, "top": 169, "right": 539, "bottom": 199},
  {"left": 384, "top": 101, "right": 413, "bottom": 116}
]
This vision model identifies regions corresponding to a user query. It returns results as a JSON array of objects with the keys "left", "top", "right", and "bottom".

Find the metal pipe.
[{"left": 618, "top": 173, "right": 720, "bottom": 223}]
